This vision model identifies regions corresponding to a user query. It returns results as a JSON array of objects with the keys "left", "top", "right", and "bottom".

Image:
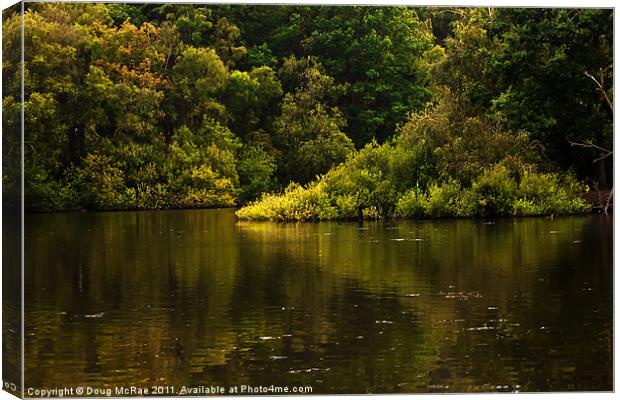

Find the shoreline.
[{"left": 6, "top": 190, "right": 612, "bottom": 220}]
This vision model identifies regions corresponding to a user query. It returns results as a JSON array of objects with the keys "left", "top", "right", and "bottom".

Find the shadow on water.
[{"left": 22, "top": 210, "right": 612, "bottom": 392}]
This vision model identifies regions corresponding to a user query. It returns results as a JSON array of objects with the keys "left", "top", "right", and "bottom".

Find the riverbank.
[
  {"left": 580, "top": 189, "right": 613, "bottom": 213},
  {"left": 16, "top": 188, "right": 605, "bottom": 220}
]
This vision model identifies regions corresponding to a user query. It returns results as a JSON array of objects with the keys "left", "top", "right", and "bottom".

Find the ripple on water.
[{"left": 21, "top": 211, "right": 612, "bottom": 392}]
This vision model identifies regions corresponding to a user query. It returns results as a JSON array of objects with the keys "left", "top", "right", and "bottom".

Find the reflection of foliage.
[{"left": 24, "top": 210, "right": 612, "bottom": 391}]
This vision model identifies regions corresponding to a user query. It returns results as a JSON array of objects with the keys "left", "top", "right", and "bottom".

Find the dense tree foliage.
[
  {"left": 272, "top": 56, "right": 353, "bottom": 184},
  {"left": 434, "top": 8, "right": 613, "bottom": 188},
  {"left": 213, "top": 6, "right": 436, "bottom": 145},
  {"left": 2, "top": 4, "right": 612, "bottom": 216},
  {"left": 4, "top": 3, "right": 265, "bottom": 210},
  {"left": 238, "top": 90, "right": 590, "bottom": 221}
]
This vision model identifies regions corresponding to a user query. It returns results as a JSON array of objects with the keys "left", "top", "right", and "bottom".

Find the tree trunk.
[
  {"left": 604, "top": 187, "right": 613, "bottom": 214},
  {"left": 596, "top": 152, "right": 608, "bottom": 190},
  {"left": 69, "top": 124, "right": 85, "bottom": 165}
]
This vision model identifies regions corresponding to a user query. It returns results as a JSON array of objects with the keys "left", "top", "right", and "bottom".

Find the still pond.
[{"left": 20, "top": 209, "right": 612, "bottom": 393}]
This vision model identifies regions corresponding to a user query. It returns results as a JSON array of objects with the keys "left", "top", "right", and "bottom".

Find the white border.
[{"left": 0, "top": 1, "right": 615, "bottom": 400}]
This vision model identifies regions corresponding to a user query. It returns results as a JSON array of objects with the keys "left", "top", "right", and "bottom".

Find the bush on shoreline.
[
  {"left": 236, "top": 168, "right": 590, "bottom": 221},
  {"left": 237, "top": 92, "right": 591, "bottom": 222}
]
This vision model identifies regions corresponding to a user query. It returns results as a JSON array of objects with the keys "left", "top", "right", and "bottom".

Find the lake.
[{"left": 19, "top": 209, "right": 612, "bottom": 393}]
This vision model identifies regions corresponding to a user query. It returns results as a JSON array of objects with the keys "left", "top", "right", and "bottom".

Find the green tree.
[
  {"left": 237, "top": 145, "right": 277, "bottom": 203},
  {"left": 434, "top": 8, "right": 613, "bottom": 187},
  {"left": 273, "top": 58, "right": 353, "bottom": 184},
  {"left": 220, "top": 66, "right": 283, "bottom": 139},
  {"left": 170, "top": 46, "right": 229, "bottom": 128},
  {"left": 217, "top": 6, "right": 436, "bottom": 144}
]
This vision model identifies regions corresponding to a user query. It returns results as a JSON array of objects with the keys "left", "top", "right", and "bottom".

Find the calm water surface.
[{"left": 22, "top": 209, "right": 612, "bottom": 393}]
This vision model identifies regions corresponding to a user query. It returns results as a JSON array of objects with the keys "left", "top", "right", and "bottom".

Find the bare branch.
[
  {"left": 584, "top": 70, "right": 614, "bottom": 113},
  {"left": 593, "top": 152, "right": 613, "bottom": 163},
  {"left": 435, "top": 9, "right": 467, "bottom": 18},
  {"left": 604, "top": 187, "right": 613, "bottom": 214},
  {"left": 569, "top": 139, "right": 612, "bottom": 154}
]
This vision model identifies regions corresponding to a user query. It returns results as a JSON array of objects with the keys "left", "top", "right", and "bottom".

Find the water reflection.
[{"left": 23, "top": 210, "right": 612, "bottom": 392}]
